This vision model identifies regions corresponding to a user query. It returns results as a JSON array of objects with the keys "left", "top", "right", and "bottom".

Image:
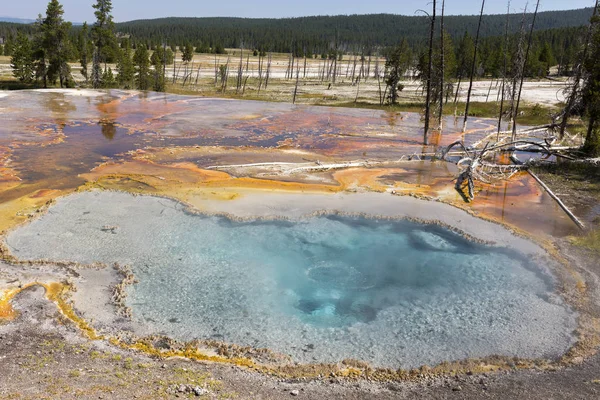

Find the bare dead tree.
[
  {"left": 509, "top": 8, "right": 528, "bottom": 130},
  {"left": 351, "top": 52, "right": 358, "bottom": 83},
  {"left": 377, "top": 64, "right": 384, "bottom": 105},
  {"left": 498, "top": 1, "right": 512, "bottom": 137},
  {"left": 462, "top": 0, "right": 486, "bottom": 132},
  {"left": 220, "top": 56, "right": 231, "bottom": 92},
  {"left": 291, "top": 53, "right": 295, "bottom": 81},
  {"left": 332, "top": 30, "right": 339, "bottom": 84},
  {"left": 173, "top": 48, "right": 177, "bottom": 84},
  {"left": 257, "top": 53, "right": 263, "bottom": 93},
  {"left": 214, "top": 54, "right": 218, "bottom": 86},
  {"left": 512, "top": 0, "right": 541, "bottom": 140},
  {"left": 182, "top": 61, "right": 194, "bottom": 87},
  {"left": 285, "top": 51, "right": 292, "bottom": 80},
  {"left": 242, "top": 76, "right": 249, "bottom": 95},
  {"left": 485, "top": 78, "right": 494, "bottom": 102},
  {"left": 265, "top": 52, "right": 272, "bottom": 88},
  {"left": 236, "top": 45, "right": 244, "bottom": 93},
  {"left": 345, "top": 57, "right": 351, "bottom": 77},
  {"left": 438, "top": 0, "right": 446, "bottom": 131},
  {"left": 423, "top": 0, "right": 437, "bottom": 145},
  {"left": 303, "top": 54, "right": 307, "bottom": 78},
  {"left": 293, "top": 63, "right": 300, "bottom": 104},
  {"left": 356, "top": 50, "right": 365, "bottom": 85},
  {"left": 194, "top": 63, "right": 201, "bottom": 86}
]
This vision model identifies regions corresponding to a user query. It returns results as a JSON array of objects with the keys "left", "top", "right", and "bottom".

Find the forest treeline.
[
  {"left": 0, "top": 11, "right": 593, "bottom": 81},
  {"left": 111, "top": 9, "right": 594, "bottom": 52},
  {"left": 0, "top": 8, "right": 594, "bottom": 60}
]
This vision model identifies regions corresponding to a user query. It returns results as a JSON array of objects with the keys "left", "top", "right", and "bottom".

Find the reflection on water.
[
  {"left": 0, "top": 89, "right": 580, "bottom": 237},
  {"left": 100, "top": 120, "right": 117, "bottom": 141}
]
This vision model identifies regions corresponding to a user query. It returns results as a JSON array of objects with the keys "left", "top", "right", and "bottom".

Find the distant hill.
[
  {"left": 114, "top": 7, "right": 595, "bottom": 52},
  {"left": 0, "top": 16, "right": 35, "bottom": 24}
]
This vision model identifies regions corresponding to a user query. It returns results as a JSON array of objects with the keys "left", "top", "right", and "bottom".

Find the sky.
[{"left": 2, "top": 0, "right": 595, "bottom": 23}]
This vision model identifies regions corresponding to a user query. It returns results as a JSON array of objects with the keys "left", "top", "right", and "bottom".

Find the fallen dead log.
[
  {"left": 511, "top": 155, "right": 585, "bottom": 230},
  {"left": 528, "top": 170, "right": 586, "bottom": 230}
]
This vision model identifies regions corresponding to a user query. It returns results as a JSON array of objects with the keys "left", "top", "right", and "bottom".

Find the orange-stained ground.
[{"left": 0, "top": 90, "right": 580, "bottom": 239}]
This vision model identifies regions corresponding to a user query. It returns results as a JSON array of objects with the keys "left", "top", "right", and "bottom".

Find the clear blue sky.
[{"left": 3, "top": 0, "right": 595, "bottom": 22}]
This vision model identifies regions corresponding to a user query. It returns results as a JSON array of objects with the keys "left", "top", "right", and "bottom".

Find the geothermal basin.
[
  {"left": 0, "top": 90, "right": 584, "bottom": 371},
  {"left": 5, "top": 190, "right": 576, "bottom": 368}
]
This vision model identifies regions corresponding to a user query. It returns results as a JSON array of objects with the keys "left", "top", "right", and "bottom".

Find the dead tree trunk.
[
  {"left": 438, "top": 0, "right": 446, "bottom": 131},
  {"left": 351, "top": 53, "right": 358, "bottom": 83},
  {"left": 236, "top": 45, "right": 244, "bottom": 93},
  {"left": 485, "top": 78, "right": 494, "bottom": 102},
  {"left": 214, "top": 54, "right": 218, "bottom": 86},
  {"left": 509, "top": 10, "right": 528, "bottom": 131},
  {"left": 265, "top": 52, "right": 272, "bottom": 88},
  {"left": 498, "top": 1, "right": 511, "bottom": 136},
  {"left": 424, "top": 0, "right": 437, "bottom": 145},
  {"left": 257, "top": 54, "right": 263, "bottom": 93},
  {"left": 303, "top": 56, "right": 307, "bottom": 78},
  {"left": 195, "top": 64, "right": 201, "bottom": 86},
  {"left": 462, "top": 0, "right": 486, "bottom": 132},
  {"left": 332, "top": 31, "right": 339, "bottom": 84},
  {"left": 293, "top": 64, "right": 300, "bottom": 104},
  {"left": 512, "top": 0, "right": 541, "bottom": 140},
  {"left": 378, "top": 72, "right": 383, "bottom": 105},
  {"left": 173, "top": 49, "right": 177, "bottom": 84}
]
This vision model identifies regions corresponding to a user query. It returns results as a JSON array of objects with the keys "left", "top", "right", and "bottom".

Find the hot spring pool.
[{"left": 6, "top": 191, "right": 576, "bottom": 368}]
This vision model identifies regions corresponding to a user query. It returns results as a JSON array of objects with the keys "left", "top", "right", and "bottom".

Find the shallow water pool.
[{"left": 6, "top": 191, "right": 576, "bottom": 368}]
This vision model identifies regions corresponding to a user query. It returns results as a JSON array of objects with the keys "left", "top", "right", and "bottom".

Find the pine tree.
[
  {"left": 116, "top": 39, "right": 135, "bottom": 89},
  {"left": 89, "top": 50, "right": 101, "bottom": 89},
  {"left": 150, "top": 44, "right": 168, "bottom": 92},
  {"left": 182, "top": 43, "right": 194, "bottom": 63},
  {"left": 92, "top": 0, "right": 117, "bottom": 88},
  {"left": 538, "top": 42, "right": 556, "bottom": 75},
  {"left": 102, "top": 67, "right": 116, "bottom": 88},
  {"left": 79, "top": 22, "right": 93, "bottom": 84},
  {"left": 150, "top": 47, "right": 173, "bottom": 66},
  {"left": 582, "top": 4, "right": 600, "bottom": 155},
  {"left": 11, "top": 32, "right": 34, "bottom": 82},
  {"left": 384, "top": 40, "right": 411, "bottom": 104},
  {"left": 3, "top": 37, "right": 14, "bottom": 57},
  {"left": 41, "top": 0, "right": 72, "bottom": 88},
  {"left": 133, "top": 44, "right": 151, "bottom": 90}
]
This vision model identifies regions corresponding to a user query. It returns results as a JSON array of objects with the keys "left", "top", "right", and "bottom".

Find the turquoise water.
[{"left": 6, "top": 192, "right": 576, "bottom": 368}]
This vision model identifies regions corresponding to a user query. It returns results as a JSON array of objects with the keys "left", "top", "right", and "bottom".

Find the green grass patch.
[
  {"left": 0, "top": 78, "right": 40, "bottom": 90},
  {"left": 571, "top": 230, "right": 600, "bottom": 254}
]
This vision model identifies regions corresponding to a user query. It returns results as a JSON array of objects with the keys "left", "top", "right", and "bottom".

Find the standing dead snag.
[
  {"left": 423, "top": 0, "right": 437, "bottom": 145},
  {"left": 293, "top": 63, "right": 300, "bottom": 104},
  {"left": 438, "top": 0, "right": 446, "bottom": 131},
  {"left": 463, "top": 0, "right": 486, "bottom": 133},
  {"left": 512, "top": 0, "right": 541, "bottom": 140},
  {"left": 498, "top": 1, "right": 511, "bottom": 137}
]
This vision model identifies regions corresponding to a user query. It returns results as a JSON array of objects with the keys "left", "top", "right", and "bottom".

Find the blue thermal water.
[{"left": 6, "top": 192, "right": 576, "bottom": 368}]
